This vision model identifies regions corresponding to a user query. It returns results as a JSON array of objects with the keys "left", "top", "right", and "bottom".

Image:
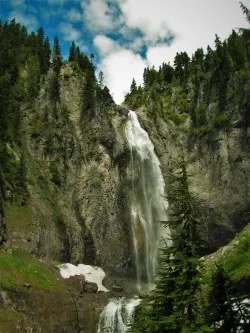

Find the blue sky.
[{"left": 0, "top": 0, "right": 249, "bottom": 103}]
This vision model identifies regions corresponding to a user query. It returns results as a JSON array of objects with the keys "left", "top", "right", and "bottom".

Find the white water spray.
[
  {"left": 97, "top": 297, "right": 141, "bottom": 333},
  {"left": 125, "top": 110, "right": 168, "bottom": 289}
]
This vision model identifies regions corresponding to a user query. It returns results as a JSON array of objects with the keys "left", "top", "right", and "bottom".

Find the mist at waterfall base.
[{"left": 97, "top": 111, "right": 169, "bottom": 332}]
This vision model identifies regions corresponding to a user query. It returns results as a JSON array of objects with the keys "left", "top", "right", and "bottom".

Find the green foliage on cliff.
[
  {"left": 221, "top": 233, "right": 250, "bottom": 281},
  {"left": 124, "top": 22, "right": 250, "bottom": 142},
  {"left": 0, "top": 19, "right": 52, "bottom": 206},
  {"left": 80, "top": 58, "right": 114, "bottom": 121},
  {"left": 203, "top": 224, "right": 250, "bottom": 283},
  {"left": 0, "top": 19, "right": 114, "bottom": 213}
]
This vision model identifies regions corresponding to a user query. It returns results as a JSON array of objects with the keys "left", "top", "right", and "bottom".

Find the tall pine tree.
[
  {"left": 68, "top": 41, "right": 76, "bottom": 62},
  {"left": 145, "top": 155, "right": 208, "bottom": 333},
  {"left": 52, "top": 36, "right": 62, "bottom": 75},
  {"left": 51, "top": 36, "right": 62, "bottom": 100}
]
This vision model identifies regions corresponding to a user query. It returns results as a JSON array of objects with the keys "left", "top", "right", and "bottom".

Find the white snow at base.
[{"left": 59, "top": 263, "right": 109, "bottom": 292}]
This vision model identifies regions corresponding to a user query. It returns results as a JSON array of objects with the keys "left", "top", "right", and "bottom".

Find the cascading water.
[
  {"left": 97, "top": 297, "right": 141, "bottom": 333},
  {"left": 97, "top": 110, "right": 168, "bottom": 332},
  {"left": 125, "top": 110, "right": 168, "bottom": 289}
]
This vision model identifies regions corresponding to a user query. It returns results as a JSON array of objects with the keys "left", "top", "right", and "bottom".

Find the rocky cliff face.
[
  {"left": 4, "top": 63, "right": 250, "bottom": 273},
  {"left": 5, "top": 64, "right": 133, "bottom": 275},
  {"left": 186, "top": 128, "right": 250, "bottom": 250},
  {"left": 136, "top": 107, "right": 250, "bottom": 252}
]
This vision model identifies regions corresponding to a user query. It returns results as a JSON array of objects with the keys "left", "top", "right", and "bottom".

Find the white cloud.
[
  {"left": 67, "top": 8, "right": 82, "bottom": 22},
  {"left": 97, "top": 45, "right": 146, "bottom": 104},
  {"left": 60, "top": 22, "right": 82, "bottom": 41},
  {"left": 81, "top": 0, "right": 122, "bottom": 33},
  {"left": 94, "top": 35, "right": 120, "bottom": 56},
  {"left": 146, "top": 45, "right": 174, "bottom": 68},
  {"left": 119, "top": 0, "right": 250, "bottom": 60},
  {"left": 94, "top": 0, "right": 250, "bottom": 104},
  {"left": 119, "top": 0, "right": 173, "bottom": 42}
]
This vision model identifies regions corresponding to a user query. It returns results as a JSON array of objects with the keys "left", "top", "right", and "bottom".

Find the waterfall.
[
  {"left": 125, "top": 110, "right": 168, "bottom": 289},
  {"left": 97, "top": 297, "right": 141, "bottom": 333},
  {"left": 97, "top": 110, "right": 168, "bottom": 332}
]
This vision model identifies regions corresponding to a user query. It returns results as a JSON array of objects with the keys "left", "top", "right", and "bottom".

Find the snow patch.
[{"left": 59, "top": 263, "right": 109, "bottom": 293}]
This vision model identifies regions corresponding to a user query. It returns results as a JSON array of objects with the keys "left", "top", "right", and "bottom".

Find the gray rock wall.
[
  {"left": 136, "top": 107, "right": 250, "bottom": 252},
  {"left": 6, "top": 64, "right": 134, "bottom": 274}
]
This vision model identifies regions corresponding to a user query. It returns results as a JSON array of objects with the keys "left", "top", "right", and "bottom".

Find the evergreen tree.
[
  {"left": 51, "top": 36, "right": 62, "bottom": 100},
  {"left": 43, "top": 37, "right": 51, "bottom": 74},
  {"left": 145, "top": 155, "right": 207, "bottom": 333},
  {"left": 77, "top": 52, "right": 93, "bottom": 72},
  {"left": 75, "top": 46, "right": 81, "bottom": 62},
  {"left": 26, "top": 55, "right": 40, "bottom": 99},
  {"left": 81, "top": 66, "right": 96, "bottom": 120},
  {"left": 37, "top": 27, "right": 45, "bottom": 73},
  {"left": 37, "top": 27, "right": 44, "bottom": 45},
  {"left": 68, "top": 41, "right": 76, "bottom": 62},
  {"left": 96, "top": 85, "right": 114, "bottom": 108},
  {"left": 143, "top": 67, "right": 149, "bottom": 85},
  {"left": 212, "top": 35, "right": 232, "bottom": 112},
  {"left": 143, "top": 66, "right": 158, "bottom": 86},
  {"left": 240, "top": 2, "right": 250, "bottom": 23},
  {"left": 90, "top": 53, "right": 95, "bottom": 64},
  {"left": 27, "top": 30, "right": 38, "bottom": 56},
  {"left": 204, "top": 46, "right": 216, "bottom": 72},
  {"left": 98, "top": 70, "right": 104, "bottom": 88},
  {"left": 227, "top": 30, "right": 245, "bottom": 70},
  {"left": 161, "top": 62, "right": 174, "bottom": 83},
  {"left": 52, "top": 36, "right": 62, "bottom": 75},
  {"left": 130, "top": 78, "right": 137, "bottom": 93},
  {"left": 191, "top": 48, "right": 204, "bottom": 76},
  {"left": 174, "top": 52, "right": 190, "bottom": 83}
]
